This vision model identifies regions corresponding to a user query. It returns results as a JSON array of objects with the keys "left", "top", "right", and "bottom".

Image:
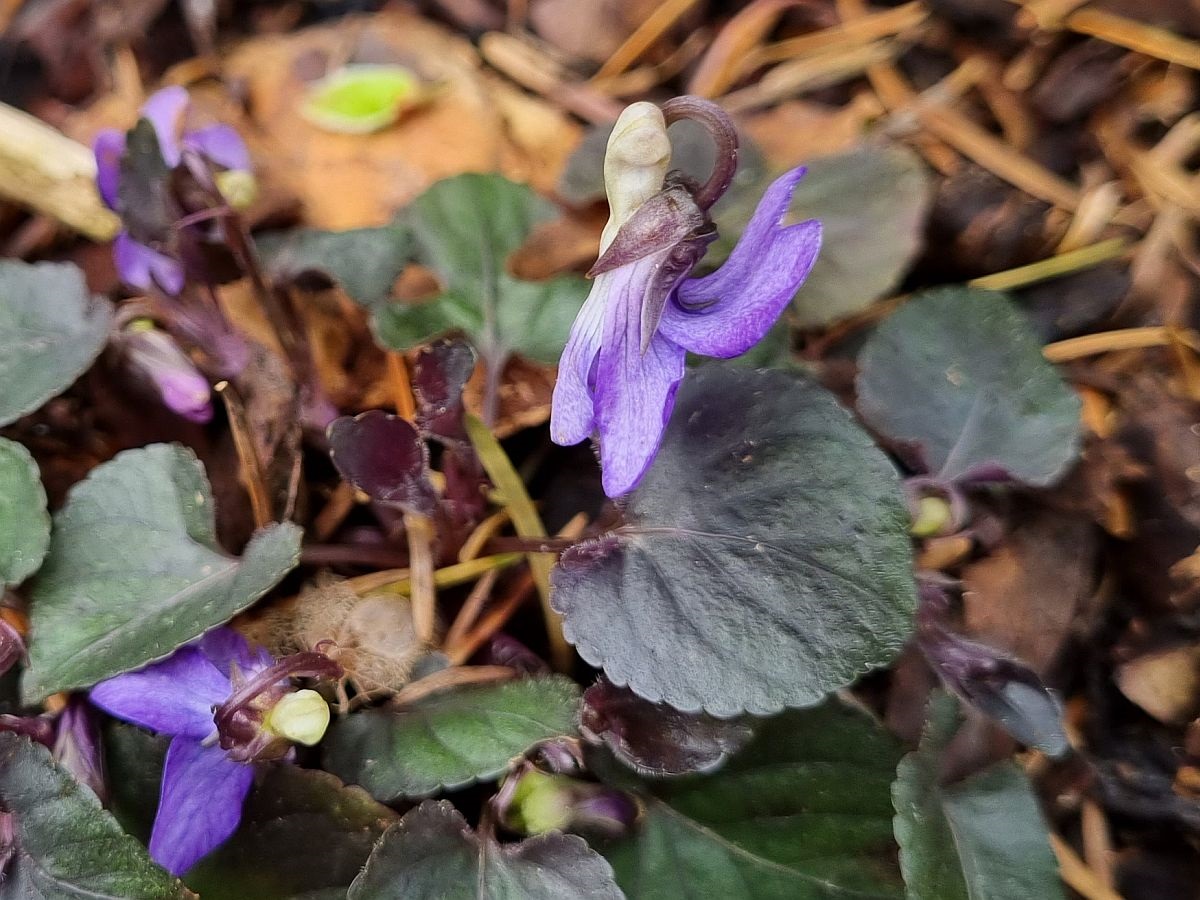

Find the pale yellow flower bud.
[
  {"left": 263, "top": 689, "right": 330, "bottom": 746},
  {"left": 600, "top": 102, "right": 671, "bottom": 252},
  {"left": 215, "top": 169, "right": 258, "bottom": 210}
]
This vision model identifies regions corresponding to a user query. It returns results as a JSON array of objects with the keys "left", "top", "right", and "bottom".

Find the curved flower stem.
[
  {"left": 214, "top": 651, "right": 343, "bottom": 735},
  {"left": 660, "top": 95, "right": 739, "bottom": 210}
]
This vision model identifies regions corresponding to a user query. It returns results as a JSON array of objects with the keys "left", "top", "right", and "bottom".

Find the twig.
[
  {"left": 1048, "top": 834, "right": 1124, "bottom": 900},
  {"left": 458, "top": 508, "right": 513, "bottom": 563},
  {"left": 465, "top": 414, "right": 571, "bottom": 672},
  {"left": 687, "top": 0, "right": 805, "bottom": 98},
  {"left": 969, "top": 238, "right": 1128, "bottom": 291},
  {"left": 342, "top": 552, "right": 523, "bottom": 596},
  {"left": 1065, "top": 9, "right": 1200, "bottom": 69},
  {"left": 215, "top": 381, "right": 273, "bottom": 529},
  {"left": 311, "top": 482, "right": 358, "bottom": 542},
  {"left": 444, "top": 568, "right": 501, "bottom": 650},
  {"left": 443, "top": 570, "right": 535, "bottom": 665},
  {"left": 750, "top": 1, "right": 928, "bottom": 65},
  {"left": 386, "top": 352, "right": 416, "bottom": 421},
  {"left": 1043, "top": 326, "right": 1200, "bottom": 363},
  {"left": 720, "top": 41, "right": 901, "bottom": 113},
  {"left": 592, "top": 0, "right": 703, "bottom": 80},
  {"left": 405, "top": 513, "right": 437, "bottom": 644}
]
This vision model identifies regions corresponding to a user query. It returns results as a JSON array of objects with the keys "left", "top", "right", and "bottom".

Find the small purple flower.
[
  {"left": 119, "top": 320, "right": 213, "bottom": 423},
  {"left": 94, "top": 86, "right": 252, "bottom": 296},
  {"left": 551, "top": 97, "right": 821, "bottom": 497},
  {"left": 90, "top": 628, "right": 338, "bottom": 876}
]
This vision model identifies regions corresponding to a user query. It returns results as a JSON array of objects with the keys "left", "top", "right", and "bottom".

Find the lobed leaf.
[{"left": 23, "top": 444, "right": 302, "bottom": 701}]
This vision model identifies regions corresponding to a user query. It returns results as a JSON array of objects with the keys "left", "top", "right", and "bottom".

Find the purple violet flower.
[
  {"left": 550, "top": 97, "right": 821, "bottom": 497},
  {"left": 90, "top": 628, "right": 339, "bottom": 876},
  {"left": 94, "top": 86, "right": 252, "bottom": 296}
]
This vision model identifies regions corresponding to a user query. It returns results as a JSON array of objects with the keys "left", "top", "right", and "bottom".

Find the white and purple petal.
[
  {"left": 90, "top": 646, "right": 230, "bottom": 740},
  {"left": 592, "top": 255, "right": 687, "bottom": 497},
  {"left": 92, "top": 130, "right": 126, "bottom": 210},
  {"left": 550, "top": 280, "right": 607, "bottom": 447},
  {"left": 113, "top": 233, "right": 185, "bottom": 295},
  {"left": 660, "top": 167, "right": 821, "bottom": 357},
  {"left": 149, "top": 736, "right": 254, "bottom": 876}
]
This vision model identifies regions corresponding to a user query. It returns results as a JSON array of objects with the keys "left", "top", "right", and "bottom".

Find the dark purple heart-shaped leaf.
[
  {"left": 412, "top": 338, "right": 477, "bottom": 441},
  {"left": 552, "top": 365, "right": 917, "bottom": 717},
  {"left": 582, "top": 679, "right": 752, "bottom": 776},
  {"left": 347, "top": 801, "right": 622, "bottom": 899},
  {"left": 856, "top": 287, "right": 1081, "bottom": 486},
  {"left": 327, "top": 411, "right": 438, "bottom": 516}
]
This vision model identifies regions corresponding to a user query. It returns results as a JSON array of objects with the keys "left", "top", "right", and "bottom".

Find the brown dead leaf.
[
  {"left": 962, "top": 508, "right": 1098, "bottom": 673},
  {"left": 738, "top": 98, "right": 873, "bottom": 167},
  {"left": 219, "top": 9, "right": 578, "bottom": 229},
  {"left": 463, "top": 355, "right": 557, "bottom": 437},
  {"left": 1117, "top": 644, "right": 1200, "bottom": 724},
  {"left": 529, "top": 0, "right": 663, "bottom": 65}
]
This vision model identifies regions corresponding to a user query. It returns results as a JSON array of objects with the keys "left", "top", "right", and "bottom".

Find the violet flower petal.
[
  {"left": 660, "top": 168, "right": 821, "bottom": 357},
  {"left": 140, "top": 86, "right": 190, "bottom": 167},
  {"left": 93, "top": 130, "right": 126, "bottom": 210},
  {"left": 90, "top": 646, "right": 230, "bottom": 740},
  {"left": 550, "top": 286, "right": 606, "bottom": 446},
  {"left": 199, "top": 627, "right": 272, "bottom": 678},
  {"left": 114, "top": 232, "right": 186, "bottom": 295},
  {"left": 593, "top": 257, "right": 687, "bottom": 497},
  {"left": 149, "top": 736, "right": 253, "bottom": 876},
  {"left": 184, "top": 125, "right": 251, "bottom": 173}
]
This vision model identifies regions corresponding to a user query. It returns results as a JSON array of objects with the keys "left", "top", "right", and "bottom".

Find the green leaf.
[
  {"left": 324, "top": 675, "right": 581, "bottom": 802},
  {"left": 892, "top": 695, "right": 1064, "bottom": 900},
  {"left": 0, "top": 733, "right": 190, "bottom": 898},
  {"left": 603, "top": 701, "right": 904, "bottom": 899},
  {"left": 348, "top": 800, "right": 623, "bottom": 899},
  {"left": 856, "top": 288, "right": 1082, "bottom": 486},
  {"left": 301, "top": 64, "right": 422, "bottom": 135},
  {"left": 0, "top": 261, "right": 113, "bottom": 426},
  {"left": 0, "top": 438, "right": 50, "bottom": 587},
  {"left": 786, "top": 146, "right": 931, "bottom": 327},
  {"left": 257, "top": 223, "right": 411, "bottom": 309},
  {"left": 23, "top": 444, "right": 302, "bottom": 701},
  {"left": 552, "top": 366, "right": 917, "bottom": 717},
  {"left": 373, "top": 173, "right": 588, "bottom": 365},
  {"left": 184, "top": 766, "right": 397, "bottom": 899}
]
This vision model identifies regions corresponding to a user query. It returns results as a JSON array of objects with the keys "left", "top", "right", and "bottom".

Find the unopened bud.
[
  {"left": 263, "top": 689, "right": 330, "bottom": 746},
  {"left": 122, "top": 323, "right": 212, "bottom": 423},
  {"left": 503, "top": 769, "right": 638, "bottom": 839},
  {"left": 601, "top": 102, "right": 671, "bottom": 250},
  {"left": 215, "top": 169, "right": 258, "bottom": 210}
]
